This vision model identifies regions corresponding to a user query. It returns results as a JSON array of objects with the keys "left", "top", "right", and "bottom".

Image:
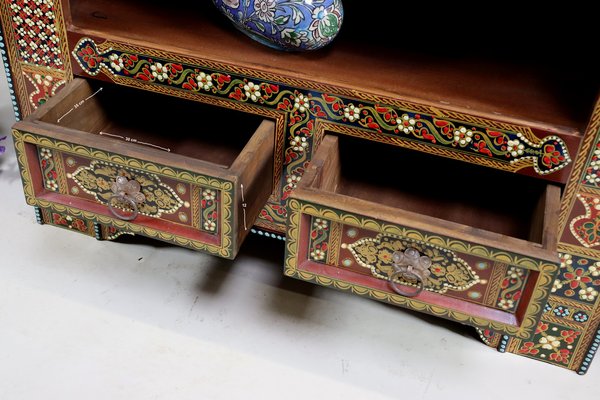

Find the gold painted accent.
[
  {"left": 13, "top": 129, "right": 235, "bottom": 258},
  {"left": 326, "top": 220, "right": 342, "bottom": 266},
  {"left": 545, "top": 295, "right": 595, "bottom": 312},
  {"left": 557, "top": 242, "right": 600, "bottom": 260},
  {"left": 51, "top": 150, "right": 69, "bottom": 195},
  {"left": 506, "top": 338, "right": 521, "bottom": 354},
  {"left": 285, "top": 197, "right": 557, "bottom": 338},
  {"left": 71, "top": 159, "right": 184, "bottom": 218},
  {"left": 571, "top": 292, "right": 600, "bottom": 370},
  {"left": 559, "top": 99, "right": 600, "bottom": 232},
  {"left": 344, "top": 234, "right": 480, "bottom": 294},
  {"left": 191, "top": 185, "right": 201, "bottom": 230},
  {"left": 484, "top": 263, "right": 509, "bottom": 307}
]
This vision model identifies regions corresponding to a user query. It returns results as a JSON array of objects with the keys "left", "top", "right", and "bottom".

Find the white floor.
[{"left": 0, "top": 60, "right": 597, "bottom": 400}]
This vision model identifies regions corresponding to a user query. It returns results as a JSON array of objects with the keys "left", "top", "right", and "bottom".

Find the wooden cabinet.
[{"left": 1, "top": 0, "right": 599, "bottom": 374}]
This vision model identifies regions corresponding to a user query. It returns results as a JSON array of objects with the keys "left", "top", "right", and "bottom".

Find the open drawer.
[
  {"left": 12, "top": 78, "right": 275, "bottom": 259},
  {"left": 284, "top": 134, "right": 561, "bottom": 338}
]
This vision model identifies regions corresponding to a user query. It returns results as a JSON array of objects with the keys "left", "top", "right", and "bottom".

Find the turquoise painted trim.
[
  {"left": 498, "top": 335, "right": 510, "bottom": 353},
  {"left": 251, "top": 228, "right": 285, "bottom": 241},
  {"left": 578, "top": 328, "right": 600, "bottom": 375},
  {"left": 34, "top": 206, "right": 43, "bottom": 225},
  {"left": 93, "top": 222, "right": 102, "bottom": 240},
  {"left": 0, "top": 27, "right": 21, "bottom": 121}
]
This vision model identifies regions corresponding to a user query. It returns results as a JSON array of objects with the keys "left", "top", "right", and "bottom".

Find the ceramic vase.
[{"left": 212, "top": 0, "right": 344, "bottom": 51}]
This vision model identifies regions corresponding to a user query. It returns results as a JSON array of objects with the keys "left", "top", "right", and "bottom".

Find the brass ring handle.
[
  {"left": 108, "top": 176, "right": 145, "bottom": 221},
  {"left": 389, "top": 268, "right": 426, "bottom": 297},
  {"left": 108, "top": 194, "right": 139, "bottom": 221},
  {"left": 389, "top": 248, "right": 432, "bottom": 297}
]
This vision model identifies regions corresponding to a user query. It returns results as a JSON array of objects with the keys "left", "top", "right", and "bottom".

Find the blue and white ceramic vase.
[{"left": 212, "top": 0, "right": 344, "bottom": 51}]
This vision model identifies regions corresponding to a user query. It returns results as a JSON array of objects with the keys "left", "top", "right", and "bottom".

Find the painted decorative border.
[
  {"left": 558, "top": 98, "right": 600, "bottom": 233},
  {"left": 578, "top": 328, "right": 600, "bottom": 375},
  {"left": 250, "top": 228, "right": 286, "bottom": 241},
  {"left": 284, "top": 198, "right": 558, "bottom": 338},
  {"left": 13, "top": 129, "right": 237, "bottom": 258},
  {"left": 0, "top": 0, "right": 72, "bottom": 118}
]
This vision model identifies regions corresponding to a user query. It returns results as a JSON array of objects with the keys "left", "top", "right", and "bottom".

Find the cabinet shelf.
[{"left": 66, "top": 0, "right": 598, "bottom": 137}]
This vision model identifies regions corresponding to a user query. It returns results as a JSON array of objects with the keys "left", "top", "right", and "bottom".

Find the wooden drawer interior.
[
  {"left": 14, "top": 78, "right": 275, "bottom": 258},
  {"left": 306, "top": 134, "right": 560, "bottom": 252},
  {"left": 36, "top": 79, "right": 266, "bottom": 168}
]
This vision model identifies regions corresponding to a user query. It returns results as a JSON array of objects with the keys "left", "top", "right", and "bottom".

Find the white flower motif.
[
  {"left": 254, "top": 0, "right": 277, "bottom": 22},
  {"left": 244, "top": 82, "right": 262, "bottom": 102},
  {"left": 396, "top": 114, "right": 416, "bottom": 134},
  {"left": 561, "top": 253, "right": 572, "bottom": 266},
  {"left": 45, "top": 179, "right": 58, "bottom": 191},
  {"left": 586, "top": 172, "right": 600, "bottom": 185},
  {"left": 290, "top": 136, "right": 308, "bottom": 153},
  {"left": 508, "top": 266, "right": 524, "bottom": 279},
  {"left": 310, "top": 248, "right": 326, "bottom": 261},
  {"left": 286, "top": 174, "right": 301, "bottom": 189},
  {"left": 196, "top": 72, "right": 213, "bottom": 91},
  {"left": 539, "top": 335, "right": 561, "bottom": 350},
  {"left": 579, "top": 287, "right": 598, "bottom": 301},
  {"left": 497, "top": 298, "right": 514, "bottom": 310},
  {"left": 551, "top": 279, "right": 563, "bottom": 293},
  {"left": 204, "top": 220, "right": 217, "bottom": 231},
  {"left": 202, "top": 189, "right": 216, "bottom": 201},
  {"left": 294, "top": 94, "right": 310, "bottom": 113},
  {"left": 40, "top": 148, "right": 53, "bottom": 159},
  {"left": 344, "top": 104, "right": 360, "bottom": 122},
  {"left": 109, "top": 54, "right": 124, "bottom": 72},
  {"left": 313, "top": 218, "right": 328, "bottom": 230},
  {"left": 453, "top": 127, "right": 473, "bottom": 146},
  {"left": 507, "top": 139, "right": 525, "bottom": 157},
  {"left": 590, "top": 262, "right": 600, "bottom": 277},
  {"left": 150, "top": 62, "right": 168, "bottom": 82}
]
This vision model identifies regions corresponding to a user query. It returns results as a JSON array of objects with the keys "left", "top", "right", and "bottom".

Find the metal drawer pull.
[
  {"left": 389, "top": 248, "right": 432, "bottom": 297},
  {"left": 108, "top": 176, "right": 146, "bottom": 221}
]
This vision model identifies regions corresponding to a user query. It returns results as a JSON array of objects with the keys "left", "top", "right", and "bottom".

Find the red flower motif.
[
  {"left": 549, "top": 349, "right": 570, "bottom": 364},
  {"left": 536, "top": 322, "right": 549, "bottom": 334},
  {"left": 518, "top": 342, "right": 539, "bottom": 355},
  {"left": 541, "top": 144, "right": 565, "bottom": 168},
  {"left": 564, "top": 268, "right": 592, "bottom": 289},
  {"left": 77, "top": 45, "right": 103, "bottom": 68},
  {"left": 560, "top": 329, "right": 581, "bottom": 344},
  {"left": 475, "top": 141, "right": 493, "bottom": 157}
]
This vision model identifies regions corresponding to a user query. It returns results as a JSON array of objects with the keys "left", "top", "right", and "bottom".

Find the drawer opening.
[
  {"left": 307, "top": 134, "right": 561, "bottom": 247},
  {"left": 36, "top": 79, "right": 266, "bottom": 168},
  {"left": 16, "top": 78, "right": 276, "bottom": 259}
]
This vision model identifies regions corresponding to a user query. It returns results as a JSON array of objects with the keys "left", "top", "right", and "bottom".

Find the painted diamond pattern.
[{"left": 8, "top": 0, "right": 63, "bottom": 68}]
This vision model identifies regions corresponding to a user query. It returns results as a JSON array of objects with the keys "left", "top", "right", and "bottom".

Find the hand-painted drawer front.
[
  {"left": 285, "top": 203, "right": 559, "bottom": 339},
  {"left": 15, "top": 130, "right": 236, "bottom": 256},
  {"left": 38, "top": 147, "right": 221, "bottom": 236},
  {"left": 305, "top": 215, "right": 531, "bottom": 314}
]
